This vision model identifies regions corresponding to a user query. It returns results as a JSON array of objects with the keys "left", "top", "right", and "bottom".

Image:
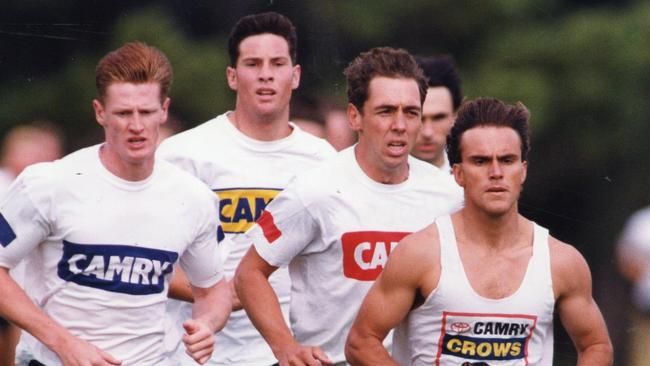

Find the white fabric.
[
  {"left": 158, "top": 112, "right": 336, "bottom": 365},
  {"left": 0, "top": 145, "right": 224, "bottom": 366},
  {"left": 618, "top": 207, "right": 650, "bottom": 311},
  {"left": 248, "top": 146, "right": 463, "bottom": 363},
  {"left": 392, "top": 215, "right": 555, "bottom": 366}
]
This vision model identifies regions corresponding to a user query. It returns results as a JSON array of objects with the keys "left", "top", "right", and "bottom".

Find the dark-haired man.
[
  {"left": 346, "top": 97, "right": 613, "bottom": 365},
  {"left": 235, "top": 47, "right": 463, "bottom": 366},
  {"left": 0, "top": 42, "right": 231, "bottom": 365},
  {"left": 411, "top": 55, "right": 462, "bottom": 175},
  {"left": 159, "top": 12, "right": 335, "bottom": 366}
]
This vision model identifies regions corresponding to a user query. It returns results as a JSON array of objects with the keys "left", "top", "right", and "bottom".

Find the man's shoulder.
[
  {"left": 548, "top": 235, "right": 592, "bottom": 295},
  {"left": 407, "top": 156, "right": 463, "bottom": 199},
  {"left": 159, "top": 114, "right": 227, "bottom": 150},
  {"left": 22, "top": 145, "right": 97, "bottom": 181},
  {"left": 290, "top": 125, "right": 337, "bottom": 157},
  {"left": 156, "top": 159, "right": 215, "bottom": 196}
]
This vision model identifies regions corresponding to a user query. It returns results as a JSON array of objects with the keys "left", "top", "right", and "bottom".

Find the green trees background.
[{"left": 1, "top": 1, "right": 647, "bottom": 364}]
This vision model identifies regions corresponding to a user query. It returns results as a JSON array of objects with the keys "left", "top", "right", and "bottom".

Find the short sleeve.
[
  {"left": 0, "top": 168, "right": 52, "bottom": 268},
  {"left": 246, "top": 180, "right": 319, "bottom": 267},
  {"left": 178, "top": 192, "right": 224, "bottom": 288},
  {"left": 157, "top": 139, "right": 201, "bottom": 179}
]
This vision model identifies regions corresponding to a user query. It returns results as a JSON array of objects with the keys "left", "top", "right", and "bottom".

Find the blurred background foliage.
[{"left": 1, "top": 0, "right": 648, "bottom": 364}]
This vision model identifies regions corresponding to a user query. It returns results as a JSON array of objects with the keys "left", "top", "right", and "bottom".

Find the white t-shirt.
[
  {"left": 618, "top": 207, "right": 650, "bottom": 311},
  {"left": 158, "top": 112, "right": 336, "bottom": 365},
  {"left": 392, "top": 215, "right": 555, "bottom": 365},
  {"left": 0, "top": 145, "right": 224, "bottom": 366},
  {"left": 247, "top": 146, "right": 464, "bottom": 363}
]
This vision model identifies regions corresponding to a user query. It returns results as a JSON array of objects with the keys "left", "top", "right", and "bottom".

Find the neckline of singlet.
[{"left": 437, "top": 214, "right": 545, "bottom": 303}]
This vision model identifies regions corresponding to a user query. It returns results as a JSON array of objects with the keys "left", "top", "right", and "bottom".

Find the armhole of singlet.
[
  {"left": 532, "top": 224, "right": 553, "bottom": 292},
  {"left": 435, "top": 215, "right": 456, "bottom": 272}
]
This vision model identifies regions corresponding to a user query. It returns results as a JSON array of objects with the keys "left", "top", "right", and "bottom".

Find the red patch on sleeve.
[{"left": 257, "top": 210, "right": 281, "bottom": 244}]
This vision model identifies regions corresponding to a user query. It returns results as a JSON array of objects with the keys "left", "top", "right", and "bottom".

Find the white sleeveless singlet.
[{"left": 392, "top": 215, "right": 555, "bottom": 365}]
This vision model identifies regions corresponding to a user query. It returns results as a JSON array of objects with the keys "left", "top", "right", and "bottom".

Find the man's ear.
[
  {"left": 161, "top": 97, "right": 171, "bottom": 124},
  {"left": 226, "top": 66, "right": 237, "bottom": 91},
  {"left": 93, "top": 99, "right": 106, "bottom": 127},
  {"left": 291, "top": 64, "right": 301, "bottom": 90},
  {"left": 347, "top": 103, "right": 363, "bottom": 132},
  {"left": 452, "top": 163, "right": 465, "bottom": 187}
]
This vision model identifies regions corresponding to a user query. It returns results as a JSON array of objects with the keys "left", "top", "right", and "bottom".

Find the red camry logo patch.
[{"left": 341, "top": 231, "right": 410, "bottom": 281}]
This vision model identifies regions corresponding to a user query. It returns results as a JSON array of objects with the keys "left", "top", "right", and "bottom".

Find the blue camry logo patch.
[{"left": 57, "top": 240, "right": 178, "bottom": 295}]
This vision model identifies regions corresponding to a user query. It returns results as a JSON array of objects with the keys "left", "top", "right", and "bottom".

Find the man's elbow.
[
  {"left": 593, "top": 341, "right": 614, "bottom": 366},
  {"left": 233, "top": 249, "right": 273, "bottom": 300},
  {"left": 344, "top": 327, "right": 365, "bottom": 365},
  {"left": 579, "top": 339, "right": 614, "bottom": 366},
  {"left": 233, "top": 259, "right": 258, "bottom": 303}
]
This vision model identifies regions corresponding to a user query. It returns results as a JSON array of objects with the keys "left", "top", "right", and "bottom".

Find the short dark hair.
[
  {"left": 447, "top": 97, "right": 531, "bottom": 165},
  {"left": 416, "top": 55, "right": 463, "bottom": 110},
  {"left": 228, "top": 12, "right": 297, "bottom": 66},
  {"left": 343, "top": 47, "right": 427, "bottom": 112},
  {"left": 95, "top": 41, "right": 172, "bottom": 103}
]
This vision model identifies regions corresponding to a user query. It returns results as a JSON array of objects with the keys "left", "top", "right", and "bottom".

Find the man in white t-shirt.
[
  {"left": 234, "top": 47, "right": 463, "bottom": 366},
  {"left": 346, "top": 97, "right": 612, "bottom": 365},
  {"left": 0, "top": 121, "right": 64, "bottom": 366},
  {"left": 410, "top": 55, "right": 462, "bottom": 177},
  {"left": 617, "top": 207, "right": 650, "bottom": 366},
  {"left": 0, "top": 41, "right": 231, "bottom": 366},
  {"left": 159, "top": 12, "right": 336, "bottom": 366}
]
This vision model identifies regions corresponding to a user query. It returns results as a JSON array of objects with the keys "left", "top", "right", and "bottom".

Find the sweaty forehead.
[
  {"left": 238, "top": 33, "right": 291, "bottom": 60},
  {"left": 365, "top": 76, "right": 421, "bottom": 108},
  {"left": 460, "top": 125, "right": 522, "bottom": 156}
]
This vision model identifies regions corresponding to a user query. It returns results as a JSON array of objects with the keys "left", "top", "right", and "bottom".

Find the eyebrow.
[
  {"left": 240, "top": 55, "right": 290, "bottom": 62},
  {"left": 373, "top": 104, "right": 421, "bottom": 112},
  {"left": 467, "top": 153, "right": 520, "bottom": 160}
]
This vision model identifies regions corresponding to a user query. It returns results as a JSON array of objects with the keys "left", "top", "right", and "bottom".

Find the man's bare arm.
[
  {"left": 346, "top": 228, "right": 439, "bottom": 365},
  {"left": 0, "top": 267, "right": 122, "bottom": 365},
  {"left": 183, "top": 278, "right": 232, "bottom": 364},
  {"left": 234, "top": 246, "right": 331, "bottom": 366},
  {"left": 169, "top": 266, "right": 194, "bottom": 302},
  {"left": 551, "top": 239, "right": 614, "bottom": 366}
]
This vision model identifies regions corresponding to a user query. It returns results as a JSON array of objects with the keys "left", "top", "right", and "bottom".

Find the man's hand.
[
  {"left": 276, "top": 342, "right": 332, "bottom": 366},
  {"left": 55, "top": 336, "right": 122, "bottom": 366},
  {"left": 182, "top": 319, "right": 215, "bottom": 364}
]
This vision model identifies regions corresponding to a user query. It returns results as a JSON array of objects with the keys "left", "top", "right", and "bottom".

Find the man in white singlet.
[
  {"left": 159, "top": 12, "right": 336, "bottom": 366},
  {"left": 346, "top": 97, "right": 613, "bottom": 365},
  {"left": 234, "top": 47, "right": 463, "bottom": 366},
  {"left": 0, "top": 42, "right": 231, "bottom": 366}
]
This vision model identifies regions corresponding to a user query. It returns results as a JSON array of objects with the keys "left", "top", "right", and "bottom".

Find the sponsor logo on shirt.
[
  {"left": 215, "top": 188, "right": 281, "bottom": 234},
  {"left": 341, "top": 231, "right": 410, "bottom": 281},
  {"left": 57, "top": 240, "right": 178, "bottom": 295},
  {"left": 0, "top": 213, "right": 16, "bottom": 247},
  {"left": 437, "top": 312, "right": 537, "bottom": 365}
]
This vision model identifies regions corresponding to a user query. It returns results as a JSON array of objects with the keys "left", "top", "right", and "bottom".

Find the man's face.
[
  {"left": 349, "top": 76, "right": 422, "bottom": 183},
  {"left": 452, "top": 125, "right": 527, "bottom": 217},
  {"left": 227, "top": 33, "right": 300, "bottom": 121},
  {"left": 93, "top": 82, "right": 169, "bottom": 177},
  {"left": 411, "top": 86, "right": 455, "bottom": 168}
]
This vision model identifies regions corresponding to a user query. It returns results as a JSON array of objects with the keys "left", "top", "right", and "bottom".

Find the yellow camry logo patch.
[{"left": 215, "top": 188, "right": 281, "bottom": 234}]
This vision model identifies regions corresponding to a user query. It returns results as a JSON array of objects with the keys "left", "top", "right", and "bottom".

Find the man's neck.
[
  {"left": 228, "top": 109, "right": 292, "bottom": 142},
  {"left": 354, "top": 144, "right": 409, "bottom": 184},
  {"left": 99, "top": 144, "right": 153, "bottom": 182},
  {"left": 454, "top": 206, "right": 527, "bottom": 251}
]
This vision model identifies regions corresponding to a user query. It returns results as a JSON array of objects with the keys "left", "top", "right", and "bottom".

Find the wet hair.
[
  {"left": 416, "top": 55, "right": 463, "bottom": 110},
  {"left": 343, "top": 47, "right": 427, "bottom": 112},
  {"left": 95, "top": 41, "right": 172, "bottom": 103},
  {"left": 447, "top": 97, "right": 530, "bottom": 165},
  {"left": 228, "top": 12, "right": 297, "bottom": 66}
]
